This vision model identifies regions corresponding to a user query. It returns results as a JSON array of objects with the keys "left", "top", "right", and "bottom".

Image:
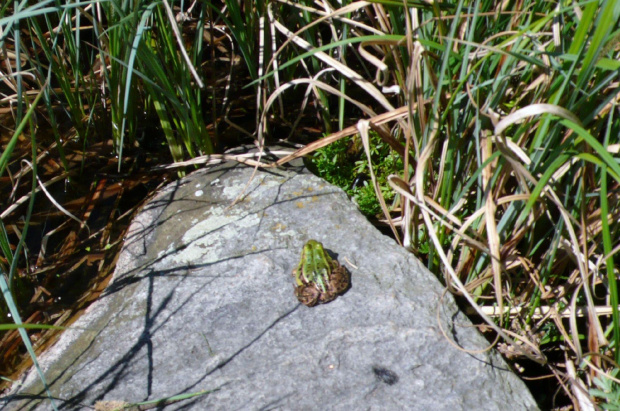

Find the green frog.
[{"left": 293, "top": 240, "right": 349, "bottom": 307}]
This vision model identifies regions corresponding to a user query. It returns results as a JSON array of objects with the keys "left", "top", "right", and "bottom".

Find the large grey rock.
[{"left": 5, "top": 162, "right": 538, "bottom": 410}]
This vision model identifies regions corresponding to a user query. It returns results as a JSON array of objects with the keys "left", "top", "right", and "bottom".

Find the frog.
[{"left": 293, "top": 240, "right": 349, "bottom": 307}]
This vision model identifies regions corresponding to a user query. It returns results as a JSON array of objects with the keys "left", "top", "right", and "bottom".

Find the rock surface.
[{"left": 5, "top": 162, "right": 538, "bottom": 410}]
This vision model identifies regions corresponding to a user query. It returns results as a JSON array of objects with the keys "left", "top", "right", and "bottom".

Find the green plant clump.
[
  {"left": 310, "top": 133, "right": 402, "bottom": 217},
  {"left": 591, "top": 368, "right": 620, "bottom": 410}
]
